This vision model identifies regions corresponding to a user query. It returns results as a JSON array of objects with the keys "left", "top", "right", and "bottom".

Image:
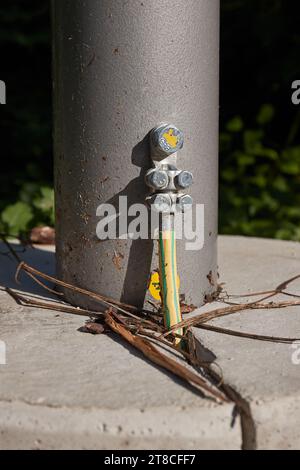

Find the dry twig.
[
  {"left": 1, "top": 234, "right": 299, "bottom": 417},
  {"left": 164, "top": 299, "right": 300, "bottom": 336},
  {"left": 105, "top": 311, "right": 228, "bottom": 403}
]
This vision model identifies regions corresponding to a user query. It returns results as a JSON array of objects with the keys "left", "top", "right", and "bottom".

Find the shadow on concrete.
[
  {"left": 107, "top": 330, "right": 213, "bottom": 403},
  {"left": 0, "top": 242, "right": 57, "bottom": 299}
]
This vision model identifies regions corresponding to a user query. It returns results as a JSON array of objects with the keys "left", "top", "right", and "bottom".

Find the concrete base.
[{"left": 0, "top": 236, "right": 299, "bottom": 449}]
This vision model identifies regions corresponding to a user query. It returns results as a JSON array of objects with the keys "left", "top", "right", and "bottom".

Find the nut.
[
  {"left": 177, "top": 195, "right": 193, "bottom": 212},
  {"left": 175, "top": 171, "right": 193, "bottom": 190},
  {"left": 151, "top": 124, "right": 184, "bottom": 157},
  {"left": 151, "top": 194, "right": 172, "bottom": 213},
  {"left": 145, "top": 169, "right": 169, "bottom": 190}
]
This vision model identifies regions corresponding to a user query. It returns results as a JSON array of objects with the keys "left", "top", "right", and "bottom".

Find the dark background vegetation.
[{"left": 0, "top": 0, "right": 299, "bottom": 239}]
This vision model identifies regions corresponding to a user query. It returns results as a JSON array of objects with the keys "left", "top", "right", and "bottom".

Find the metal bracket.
[{"left": 145, "top": 124, "right": 193, "bottom": 213}]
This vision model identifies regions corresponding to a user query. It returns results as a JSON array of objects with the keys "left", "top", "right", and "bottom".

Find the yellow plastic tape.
[
  {"left": 149, "top": 271, "right": 180, "bottom": 301},
  {"left": 162, "top": 129, "right": 178, "bottom": 149}
]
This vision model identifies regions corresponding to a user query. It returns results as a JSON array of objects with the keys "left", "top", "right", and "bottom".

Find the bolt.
[
  {"left": 175, "top": 171, "right": 193, "bottom": 190},
  {"left": 151, "top": 124, "right": 184, "bottom": 157},
  {"left": 177, "top": 195, "right": 193, "bottom": 212},
  {"left": 150, "top": 194, "right": 172, "bottom": 213},
  {"left": 146, "top": 169, "right": 169, "bottom": 189}
]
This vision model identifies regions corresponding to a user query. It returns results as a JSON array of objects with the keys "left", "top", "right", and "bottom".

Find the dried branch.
[
  {"left": 2, "top": 234, "right": 298, "bottom": 417},
  {"left": 186, "top": 329, "right": 256, "bottom": 446},
  {"left": 105, "top": 311, "right": 228, "bottom": 403},
  {"left": 6, "top": 288, "right": 103, "bottom": 318},
  {"left": 228, "top": 274, "right": 300, "bottom": 300},
  {"left": 17, "top": 262, "right": 145, "bottom": 318},
  {"left": 197, "top": 324, "right": 299, "bottom": 344},
  {"left": 15, "top": 262, "right": 64, "bottom": 297},
  {"left": 163, "top": 299, "right": 300, "bottom": 336},
  {"left": 1, "top": 234, "right": 24, "bottom": 262}
]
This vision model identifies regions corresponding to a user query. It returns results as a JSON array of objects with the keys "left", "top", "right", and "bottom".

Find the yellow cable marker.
[
  {"left": 162, "top": 129, "right": 179, "bottom": 150},
  {"left": 146, "top": 124, "right": 192, "bottom": 349},
  {"left": 149, "top": 271, "right": 180, "bottom": 302},
  {"left": 159, "top": 223, "right": 183, "bottom": 346}
]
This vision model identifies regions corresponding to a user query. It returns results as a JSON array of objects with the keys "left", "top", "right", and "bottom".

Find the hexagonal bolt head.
[
  {"left": 175, "top": 171, "right": 193, "bottom": 190},
  {"left": 150, "top": 194, "right": 173, "bottom": 213},
  {"left": 177, "top": 195, "right": 193, "bottom": 212},
  {"left": 146, "top": 169, "right": 169, "bottom": 190},
  {"left": 151, "top": 124, "right": 184, "bottom": 157}
]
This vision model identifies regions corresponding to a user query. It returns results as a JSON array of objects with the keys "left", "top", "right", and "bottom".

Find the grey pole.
[{"left": 53, "top": 0, "right": 220, "bottom": 310}]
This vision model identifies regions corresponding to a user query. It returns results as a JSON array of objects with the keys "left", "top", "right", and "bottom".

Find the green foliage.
[
  {"left": 1, "top": 202, "right": 34, "bottom": 236},
  {"left": 33, "top": 186, "right": 55, "bottom": 225},
  {"left": 0, "top": 0, "right": 52, "bottom": 234},
  {"left": 220, "top": 0, "right": 300, "bottom": 240},
  {"left": 220, "top": 103, "right": 300, "bottom": 240},
  {"left": 0, "top": 0, "right": 300, "bottom": 241},
  {"left": 1, "top": 184, "right": 54, "bottom": 236}
]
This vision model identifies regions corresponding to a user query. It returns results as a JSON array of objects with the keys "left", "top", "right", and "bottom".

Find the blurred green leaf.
[
  {"left": 256, "top": 104, "right": 275, "bottom": 126},
  {"left": 243, "top": 130, "right": 264, "bottom": 154},
  {"left": 1, "top": 202, "right": 34, "bottom": 236},
  {"left": 221, "top": 168, "right": 236, "bottom": 182},
  {"left": 33, "top": 186, "right": 55, "bottom": 225},
  {"left": 19, "top": 183, "right": 40, "bottom": 203},
  {"left": 226, "top": 116, "right": 244, "bottom": 133},
  {"left": 282, "top": 146, "right": 300, "bottom": 161},
  {"left": 279, "top": 160, "right": 300, "bottom": 175},
  {"left": 235, "top": 152, "right": 255, "bottom": 166},
  {"left": 272, "top": 176, "right": 289, "bottom": 192},
  {"left": 220, "top": 132, "right": 232, "bottom": 152},
  {"left": 33, "top": 186, "right": 54, "bottom": 211}
]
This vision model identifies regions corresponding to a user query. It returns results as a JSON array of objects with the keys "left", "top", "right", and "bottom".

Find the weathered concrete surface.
[
  {"left": 0, "top": 236, "right": 299, "bottom": 449},
  {"left": 0, "top": 241, "right": 238, "bottom": 450},
  {"left": 194, "top": 236, "right": 300, "bottom": 450}
]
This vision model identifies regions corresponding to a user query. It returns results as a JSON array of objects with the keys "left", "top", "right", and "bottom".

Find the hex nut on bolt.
[
  {"left": 151, "top": 124, "right": 184, "bottom": 157},
  {"left": 175, "top": 171, "right": 193, "bottom": 190},
  {"left": 177, "top": 195, "right": 193, "bottom": 212},
  {"left": 151, "top": 194, "right": 172, "bottom": 213},
  {"left": 146, "top": 169, "right": 169, "bottom": 190}
]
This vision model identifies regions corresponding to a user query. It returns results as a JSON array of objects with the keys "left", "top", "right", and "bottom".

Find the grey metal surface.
[{"left": 53, "top": 0, "right": 220, "bottom": 310}]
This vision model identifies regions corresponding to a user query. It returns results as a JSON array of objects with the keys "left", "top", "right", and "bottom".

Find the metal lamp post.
[{"left": 53, "top": 0, "right": 220, "bottom": 310}]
